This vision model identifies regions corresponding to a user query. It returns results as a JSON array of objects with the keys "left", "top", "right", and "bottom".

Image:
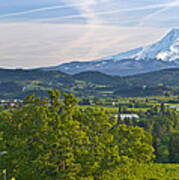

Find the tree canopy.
[{"left": 0, "top": 89, "right": 154, "bottom": 179}]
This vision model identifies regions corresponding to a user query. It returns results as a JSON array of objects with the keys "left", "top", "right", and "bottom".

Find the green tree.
[
  {"left": 0, "top": 90, "right": 154, "bottom": 179},
  {"left": 169, "top": 133, "right": 179, "bottom": 163}
]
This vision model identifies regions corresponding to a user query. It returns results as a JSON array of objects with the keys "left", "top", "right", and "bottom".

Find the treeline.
[{"left": 118, "top": 103, "right": 179, "bottom": 163}]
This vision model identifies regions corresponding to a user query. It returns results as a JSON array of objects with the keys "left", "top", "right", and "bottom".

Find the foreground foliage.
[
  {"left": 0, "top": 90, "right": 155, "bottom": 179},
  {"left": 105, "top": 163, "right": 179, "bottom": 180}
]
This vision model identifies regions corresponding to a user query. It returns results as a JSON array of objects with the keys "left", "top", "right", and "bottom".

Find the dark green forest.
[{"left": 0, "top": 68, "right": 178, "bottom": 99}]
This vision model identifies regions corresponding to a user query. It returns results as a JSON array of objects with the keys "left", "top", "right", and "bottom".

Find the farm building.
[{"left": 113, "top": 114, "right": 139, "bottom": 119}]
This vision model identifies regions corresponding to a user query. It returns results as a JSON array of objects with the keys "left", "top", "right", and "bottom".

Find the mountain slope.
[
  {"left": 43, "top": 29, "right": 179, "bottom": 76},
  {"left": 48, "top": 58, "right": 178, "bottom": 76},
  {"left": 135, "top": 29, "right": 179, "bottom": 61},
  {"left": 96, "top": 28, "right": 179, "bottom": 62}
]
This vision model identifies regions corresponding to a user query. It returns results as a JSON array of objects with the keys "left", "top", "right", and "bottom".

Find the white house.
[
  {"left": 113, "top": 114, "right": 139, "bottom": 119},
  {"left": 120, "top": 114, "right": 139, "bottom": 119}
]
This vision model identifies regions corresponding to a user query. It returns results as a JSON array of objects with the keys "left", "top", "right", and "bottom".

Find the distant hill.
[
  {"left": 0, "top": 68, "right": 73, "bottom": 83},
  {"left": 0, "top": 69, "right": 74, "bottom": 99},
  {"left": 0, "top": 68, "right": 178, "bottom": 99},
  {"left": 73, "top": 68, "right": 179, "bottom": 87}
]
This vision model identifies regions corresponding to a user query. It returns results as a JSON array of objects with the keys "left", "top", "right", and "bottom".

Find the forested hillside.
[
  {"left": 0, "top": 68, "right": 178, "bottom": 99},
  {"left": 74, "top": 68, "right": 179, "bottom": 87}
]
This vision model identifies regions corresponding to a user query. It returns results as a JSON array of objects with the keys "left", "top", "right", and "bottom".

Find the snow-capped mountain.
[
  {"left": 135, "top": 29, "right": 179, "bottom": 61},
  {"left": 98, "top": 28, "right": 179, "bottom": 62},
  {"left": 43, "top": 29, "right": 179, "bottom": 76}
]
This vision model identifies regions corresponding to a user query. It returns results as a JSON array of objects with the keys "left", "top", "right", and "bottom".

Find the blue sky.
[{"left": 0, "top": 0, "right": 178, "bottom": 68}]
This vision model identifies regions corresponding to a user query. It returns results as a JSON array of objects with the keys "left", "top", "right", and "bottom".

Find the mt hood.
[
  {"left": 96, "top": 28, "right": 179, "bottom": 62},
  {"left": 43, "top": 29, "right": 179, "bottom": 76}
]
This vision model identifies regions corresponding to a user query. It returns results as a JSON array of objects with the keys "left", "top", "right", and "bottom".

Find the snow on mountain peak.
[
  {"left": 135, "top": 29, "right": 179, "bottom": 61},
  {"left": 96, "top": 29, "right": 179, "bottom": 63}
]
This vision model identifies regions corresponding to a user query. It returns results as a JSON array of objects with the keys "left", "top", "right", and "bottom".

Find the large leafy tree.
[{"left": 0, "top": 90, "right": 154, "bottom": 179}]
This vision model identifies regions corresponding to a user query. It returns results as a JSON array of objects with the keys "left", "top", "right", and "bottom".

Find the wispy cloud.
[
  {"left": 61, "top": 0, "right": 99, "bottom": 25},
  {"left": 1, "top": 1, "right": 179, "bottom": 25},
  {"left": 138, "top": 0, "right": 179, "bottom": 26},
  {"left": 0, "top": 2, "right": 92, "bottom": 19},
  {"left": 29, "top": 1, "right": 179, "bottom": 25},
  {"left": 1, "top": 0, "right": 179, "bottom": 29},
  {"left": 138, "top": 7, "right": 169, "bottom": 26}
]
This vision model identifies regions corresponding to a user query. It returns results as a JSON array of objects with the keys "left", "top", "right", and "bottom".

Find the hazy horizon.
[{"left": 0, "top": 0, "right": 178, "bottom": 69}]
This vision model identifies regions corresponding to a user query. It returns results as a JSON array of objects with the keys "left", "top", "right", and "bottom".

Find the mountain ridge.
[{"left": 42, "top": 29, "right": 179, "bottom": 76}]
